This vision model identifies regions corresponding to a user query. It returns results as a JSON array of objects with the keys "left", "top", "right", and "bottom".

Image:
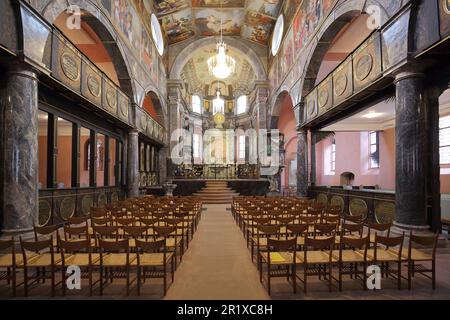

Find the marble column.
[
  {"left": 167, "top": 80, "right": 183, "bottom": 177},
  {"left": 393, "top": 72, "right": 429, "bottom": 233},
  {"left": 0, "top": 64, "right": 39, "bottom": 234},
  {"left": 126, "top": 129, "right": 139, "bottom": 198},
  {"left": 297, "top": 127, "right": 308, "bottom": 197}
]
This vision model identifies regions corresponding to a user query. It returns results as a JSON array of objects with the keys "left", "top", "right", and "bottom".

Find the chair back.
[
  {"left": 343, "top": 214, "right": 364, "bottom": 224},
  {"left": 97, "top": 238, "right": 129, "bottom": 253},
  {"left": 299, "top": 216, "right": 318, "bottom": 225},
  {"left": 135, "top": 238, "right": 166, "bottom": 253},
  {"left": 153, "top": 226, "right": 177, "bottom": 238},
  {"left": 341, "top": 223, "right": 364, "bottom": 236},
  {"left": 122, "top": 226, "right": 149, "bottom": 239},
  {"left": 21, "top": 237, "right": 53, "bottom": 253},
  {"left": 409, "top": 232, "right": 439, "bottom": 259},
  {"left": 93, "top": 226, "right": 118, "bottom": 239},
  {"left": 34, "top": 225, "right": 59, "bottom": 241},
  {"left": 63, "top": 225, "right": 89, "bottom": 240},
  {"left": 304, "top": 235, "right": 335, "bottom": 250},
  {"left": 374, "top": 234, "right": 404, "bottom": 261},
  {"left": 368, "top": 222, "right": 392, "bottom": 236},
  {"left": 267, "top": 237, "right": 297, "bottom": 252},
  {"left": 91, "top": 217, "right": 110, "bottom": 226},
  {"left": 286, "top": 224, "right": 308, "bottom": 236},
  {"left": 67, "top": 216, "right": 89, "bottom": 226},
  {"left": 314, "top": 223, "right": 337, "bottom": 237},
  {"left": 0, "top": 238, "right": 15, "bottom": 256}
]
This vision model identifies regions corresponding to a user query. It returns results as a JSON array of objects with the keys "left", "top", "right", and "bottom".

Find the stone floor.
[{"left": 1, "top": 204, "right": 450, "bottom": 300}]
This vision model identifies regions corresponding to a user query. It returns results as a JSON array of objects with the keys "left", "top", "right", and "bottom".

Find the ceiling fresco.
[{"left": 154, "top": 0, "right": 286, "bottom": 45}]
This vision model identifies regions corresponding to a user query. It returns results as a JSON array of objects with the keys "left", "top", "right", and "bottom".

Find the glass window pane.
[
  {"left": 80, "top": 127, "right": 91, "bottom": 187},
  {"left": 439, "top": 115, "right": 450, "bottom": 129},
  {"left": 370, "top": 132, "right": 377, "bottom": 144},
  {"left": 370, "top": 157, "right": 379, "bottom": 168},
  {"left": 192, "top": 95, "right": 201, "bottom": 114},
  {"left": 56, "top": 118, "right": 72, "bottom": 189},
  {"left": 440, "top": 127, "right": 450, "bottom": 146},
  {"left": 96, "top": 134, "right": 106, "bottom": 187},
  {"left": 109, "top": 138, "right": 117, "bottom": 186},
  {"left": 440, "top": 146, "right": 450, "bottom": 164},
  {"left": 237, "top": 95, "right": 247, "bottom": 114},
  {"left": 370, "top": 144, "right": 377, "bottom": 154},
  {"left": 38, "top": 111, "right": 48, "bottom": 189}
]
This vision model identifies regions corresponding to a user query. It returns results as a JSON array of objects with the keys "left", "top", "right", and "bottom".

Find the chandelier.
[{"left": 207, "top": 2, "right": 236, "bottom": 79}]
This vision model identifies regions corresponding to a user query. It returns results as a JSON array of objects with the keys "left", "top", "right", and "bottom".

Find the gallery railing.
[{"left": 172, "top": 164, "right": 260, "bottom": 180}]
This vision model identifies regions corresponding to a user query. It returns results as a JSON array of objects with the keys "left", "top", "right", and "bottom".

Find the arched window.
[
  {"left": 192, "top": 95, "right": 201, "bottom": 114},
  {"left": 237, "top": 95, "right": 247, "bottom": 115}
]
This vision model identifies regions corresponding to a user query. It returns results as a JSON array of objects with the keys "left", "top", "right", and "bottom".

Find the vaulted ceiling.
[
  {"left": 180, "top": 45, "right": 256, "bottom": 96},
  {"left": 154, "top": 0, "right": 285, "bottom": 46}
]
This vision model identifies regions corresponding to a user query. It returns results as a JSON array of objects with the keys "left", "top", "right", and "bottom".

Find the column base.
[
  {"left": 0, "top": 228, "right": 35, "bottom": 241},
  {"left": 391, "top": 221, "right": 433, "bottom": 236}
]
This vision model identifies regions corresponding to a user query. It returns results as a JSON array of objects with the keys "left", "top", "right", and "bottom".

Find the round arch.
[
  {"left": 41, "top": 2, "right": 136, "bottom": 102},
  {"left": 142, "top": 89, "right": 167, "bottom": 129},
  {"left": 170, "top": 37, "right": 266, "bottom": 81},
  {"left": 270, "top": 90, "right": 293, "bottom": 130},
  {"left": 271, "top": 0, "right": 395, "bottom": 126}
]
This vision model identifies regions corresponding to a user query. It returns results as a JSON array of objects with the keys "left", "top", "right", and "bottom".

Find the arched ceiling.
[
  {"left": 154, "top": 0, "right": 285, "bottom": 46},
  {"left": 180, "top": 44, "right": 256, "bottom": 96}
]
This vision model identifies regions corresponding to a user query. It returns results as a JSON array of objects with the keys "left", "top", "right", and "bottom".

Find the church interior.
[{"left": 0, "top": 0, "right": 450, "bottom": 301}]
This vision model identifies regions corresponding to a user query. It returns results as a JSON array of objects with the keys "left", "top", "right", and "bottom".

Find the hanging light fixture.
[{"left": 207, "top": 1, "right": 236, "bottom": 79}]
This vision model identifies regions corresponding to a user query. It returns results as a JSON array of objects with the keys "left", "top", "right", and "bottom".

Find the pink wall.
[
  {"left": 315, "top": 129, "right": 396, "bottom": 189},
  {"left": 277, "top": 94, "right": 298, "bottom": 189}
]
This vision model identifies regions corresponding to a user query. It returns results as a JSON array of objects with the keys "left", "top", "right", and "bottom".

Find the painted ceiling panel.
[{"left": 153, "top": 0, "right": 286, "bottom": 45}]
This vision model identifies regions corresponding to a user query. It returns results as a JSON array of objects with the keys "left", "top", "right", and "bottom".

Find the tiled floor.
[{"left": 1, "top": 204, "right": 449, "bottom": 300}]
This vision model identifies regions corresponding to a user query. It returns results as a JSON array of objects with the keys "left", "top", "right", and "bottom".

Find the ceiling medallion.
[{"left": 207, "top": 0, "right": 236, "bottom": 79}]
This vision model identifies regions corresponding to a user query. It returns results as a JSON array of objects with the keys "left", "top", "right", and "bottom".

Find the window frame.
[
  {"left": 439, "top": 115, "right": 450, "bottom": 165},
  {"left": 236, "top": 95, "right": 247, "bottom": 115},
  {"left": 330, "top": 138, "right": 336, "bottom": 173},
  {"left": 192, "top": 95, "right": 202, "bottom": 114},
  {"left": 239, "top": 135, "right": 246, "bottom": 159},
  {"left": 369, "top": 131, "right": 380, "bottom": 169},
  {"left": 37, "top": 104, "right": 123, "bottom": 190}
]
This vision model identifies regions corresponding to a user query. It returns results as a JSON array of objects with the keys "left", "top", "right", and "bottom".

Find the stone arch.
[
  {"left": 40, "top": 0, "right": 136, "bottom": 102},
  {"left": 170, "top": 37, "right": 266, "bottom": 81},
  {"left": 270, "top": 90, "right": 293, "bottom": 130},
  {"left": 141, "top": 86, "right": 168, "bottom": 129},
  {"left": 294, "top": 0, "right": 396, "bottom": 123}
]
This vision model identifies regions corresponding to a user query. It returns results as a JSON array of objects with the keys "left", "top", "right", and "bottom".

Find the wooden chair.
[
  {"left": 259, "top": 238, "right": 299, "bottom": 295},
  {"left": 91, "top": 217, "right": 111, "bottom": 227},
  {"left": 97, "top": 238, "right": 136, "bottom": 296},
  {"left": 20, "top": 237, "right": 60, "bottom": 297},
  {"left": 367, "top": 223, "right": 392, "bottom": 245},
  {"left": 252, "top": 224, "right": 280, "bottom": 265},
  {"left": 285, "top": 224, "right": 309, "bottom": 249},
  {"left": 404, "top": 232, "right": 438, "bottom": 290},
  {"left": 34, "top": 225, "right": 59, "bottom": 249},
  {"left": 300, "top": 235, "right": 337, "bottom": 294},
  {"left": 58, "top": 236, "right": 99, "bottom": 296},
  {"left": 67, "top": 216, "right": 89, "bottom": 226},
  {"left": 343, "top": 214, "right": 364, "bottom": 224},
  {"left": 337, "top": 236, "right": 371, "bottom": 291},
  {"left": 133, "top": 238, "right": 175, "bottom": 296},
  {"left": 153, "top": 226, "right": 181, "bottom": 266},
  {"left": 313, "top": 223, "right": 338, "bottom": 239},
  {"left": 370, "top": 234, "right": 404, "bottom": 289},
  {"left": 0, "top": 238, "right": 17, "bottom": 297}
]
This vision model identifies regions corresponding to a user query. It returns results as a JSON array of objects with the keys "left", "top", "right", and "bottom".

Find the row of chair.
[
  {"left": 232, "top": 196, "right": 438, "bottom": 295},
  {"left": 0, "top": 196, "right": 203, "bottom": 297}
]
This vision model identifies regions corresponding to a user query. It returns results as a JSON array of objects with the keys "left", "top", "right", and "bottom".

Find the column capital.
[
  {"left": 394, "top": 71, "right": 425, "bottom": 84},
  {"left": 254, "top": 80, "right": 269, "bottom": 88},
  {"left": 5, "top": 61, "right": 38, "bottom": 81},
  {"left": 128, "top": 129, "right": 139, "bottom": 136}
]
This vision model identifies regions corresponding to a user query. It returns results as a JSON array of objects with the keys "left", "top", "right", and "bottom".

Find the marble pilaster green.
[{"left": 0, "top": 65, "right": 39, "bottom": 234}]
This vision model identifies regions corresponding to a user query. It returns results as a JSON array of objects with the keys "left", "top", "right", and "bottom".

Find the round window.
[
  {"left": 151, "top": 14, "right": 164, "bottom": 56},
  {"left": 271, "top": 15, "right": 284, "bottom": 56}
]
